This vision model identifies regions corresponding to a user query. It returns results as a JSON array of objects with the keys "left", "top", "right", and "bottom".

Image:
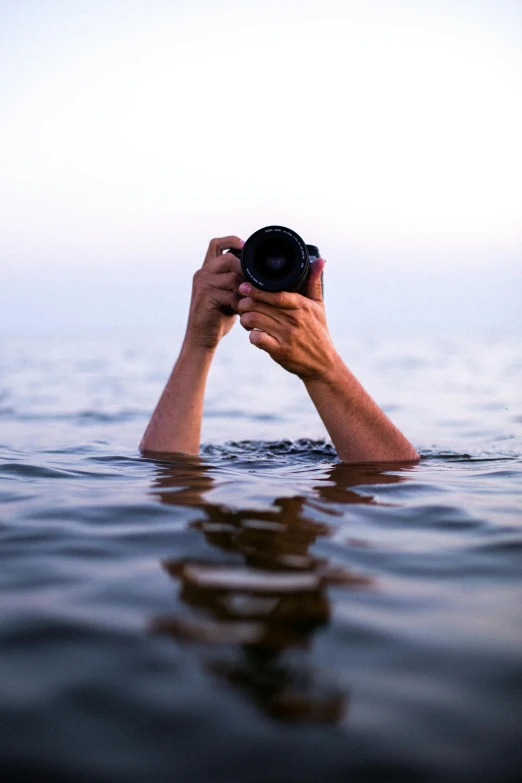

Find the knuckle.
[
  {"left": 279, "top": 345, "right": 291, "bottom": 362},
  {"left": 286, "top": 325, "right": 298, "bottom": 343},
  {"left": 207, "top": 239, "right": 220, "bottom": 256}
]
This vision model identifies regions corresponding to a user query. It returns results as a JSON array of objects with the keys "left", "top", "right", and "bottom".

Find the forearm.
[
  {"left": 304, "top": 353, "right": 419, "bottom": 463},
  {"left": 139, "top": 339, "right": 215, "bottom": 455}
]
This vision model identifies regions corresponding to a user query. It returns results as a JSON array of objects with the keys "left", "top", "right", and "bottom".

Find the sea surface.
[{"left": 1, "top": 330, "right": 521, "bottom": 783}]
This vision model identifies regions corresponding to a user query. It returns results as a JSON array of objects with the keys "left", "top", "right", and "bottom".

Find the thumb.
[{"left": 305, "top": 257, "right": 326, "bottom": 302}]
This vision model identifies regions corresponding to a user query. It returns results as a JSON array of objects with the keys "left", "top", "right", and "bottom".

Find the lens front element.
[
  {"left": 241, "top": 226, "right": 309, "bottom": 292},
  {"left": 252, "top": 237, "right": 295, "bottom": 281}
]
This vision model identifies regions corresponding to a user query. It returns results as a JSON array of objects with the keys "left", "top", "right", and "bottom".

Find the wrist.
[
  {"left": 184, "top": 310, "right": 225, "bottom": 351},
  {"left": 181, "top": 331, "right": 219, "bottom": 357},
  {"left": 301, "top": 348, "right": 344, "bottom": 387},
  {"left": 175, "top": 338, "right": 217, "bottom": 384}
]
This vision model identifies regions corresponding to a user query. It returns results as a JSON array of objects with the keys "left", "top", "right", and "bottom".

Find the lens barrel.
[
  {"left": 239, "top": 226, "right": 310, "bottom": 293},
  {"left": 306, "top": 245, "right": 320, "bottom": 262}
]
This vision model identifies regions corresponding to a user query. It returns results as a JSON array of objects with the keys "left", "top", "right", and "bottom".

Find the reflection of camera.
[{"left": 229, "top": 225, "right": 320, "bottom": 293}]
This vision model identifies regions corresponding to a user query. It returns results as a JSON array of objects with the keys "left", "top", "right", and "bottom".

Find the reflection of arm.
[
  {"left": 303, "top": 358, "right": 419, "bottom": 463},
  {"left": 140, "top": 342, "right": 215, "bottom": 455},
  {"left": 237, "top": 260, "right": 418, "bottom": 464}
]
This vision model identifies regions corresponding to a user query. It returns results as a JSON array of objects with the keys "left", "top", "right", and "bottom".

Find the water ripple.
[{"left": 1, "top": 334, "right": 522, "bottom": 781}]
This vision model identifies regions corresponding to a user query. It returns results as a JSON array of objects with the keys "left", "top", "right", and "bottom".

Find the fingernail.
[{"left": 239, "top": 283, "right": 251, "bottom": 295}]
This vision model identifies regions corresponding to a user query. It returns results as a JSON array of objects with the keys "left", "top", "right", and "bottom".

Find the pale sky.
[{"left": 1, "top": 0, "right": 521, "bottom": 335}]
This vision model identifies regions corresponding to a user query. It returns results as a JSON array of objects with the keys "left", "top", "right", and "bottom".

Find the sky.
[{"left": 0, "top": 0, "right": 521, "bottom": 336}]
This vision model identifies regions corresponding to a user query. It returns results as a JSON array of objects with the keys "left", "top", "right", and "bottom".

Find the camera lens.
[
  {"left": 241, "top": 226, "right": 309, "bottom": 292},
  {"left": 253, "top": 238, "right": 294, "bottom": 280}
]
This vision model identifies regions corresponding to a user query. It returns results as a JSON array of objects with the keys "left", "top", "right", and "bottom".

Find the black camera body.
[{"left": 229, "top": 225, "right": 320, "bottom": 294}]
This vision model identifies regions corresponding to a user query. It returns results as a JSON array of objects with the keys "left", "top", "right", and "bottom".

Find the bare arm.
[
  {"left": 140, "top": 236, "right": 244, "bottom": 455},
  {"left": 139, "top": 342, "right": 215, "bottom": 455},
  {"left": 237, "top": 260, "right": 418, "bottom": 463},
  {"left": 302, "top": 358, "right": 419, "bottom": 463}
]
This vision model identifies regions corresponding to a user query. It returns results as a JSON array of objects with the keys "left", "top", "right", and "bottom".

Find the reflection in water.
[{"left": 149, "top": 452, "right": 411, "bottom": 724}]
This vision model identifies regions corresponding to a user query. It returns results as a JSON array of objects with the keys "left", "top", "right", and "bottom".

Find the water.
[{"left": 1, "top": 330, "right": 521, "bottom": 782}]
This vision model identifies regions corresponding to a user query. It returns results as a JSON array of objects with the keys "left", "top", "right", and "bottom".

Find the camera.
[{"left": 229, "top": 225, "right": 321, "bottom": 293}]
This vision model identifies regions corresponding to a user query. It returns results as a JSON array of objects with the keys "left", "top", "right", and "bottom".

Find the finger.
[
  {"left": 239, "top": 311, "right": 280, "bottom": 333},
  {"left": 208, "top": 270, "right": 242, "bottom": 293},
  {"left": 238, "top": 283, "right": 300, "bottom": 310},
  {"left": 305, "top": 257, "right": 326, "bottom": 302},
  {"left": 237, "top": 296, "right": 286, "bottom": 323},
  {"left": 205, "top": 253, "right": 243, "bottom": 276},
  {"left": 204, "top": 236, "right": 244, "bottom": 265},
  {"left": 249, "top": 329, "right": 280, "bottom": 354},
  {"left": 209, "top": 288, "right": 241, "bottom": 312}
]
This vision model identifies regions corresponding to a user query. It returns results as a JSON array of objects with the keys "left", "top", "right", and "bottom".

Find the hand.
[
  {"left": 237, "top": 258, "right": 337, "bottom": 381},
  {"left": 185, "top": 236, "right": 244, "bottom": 350}
]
